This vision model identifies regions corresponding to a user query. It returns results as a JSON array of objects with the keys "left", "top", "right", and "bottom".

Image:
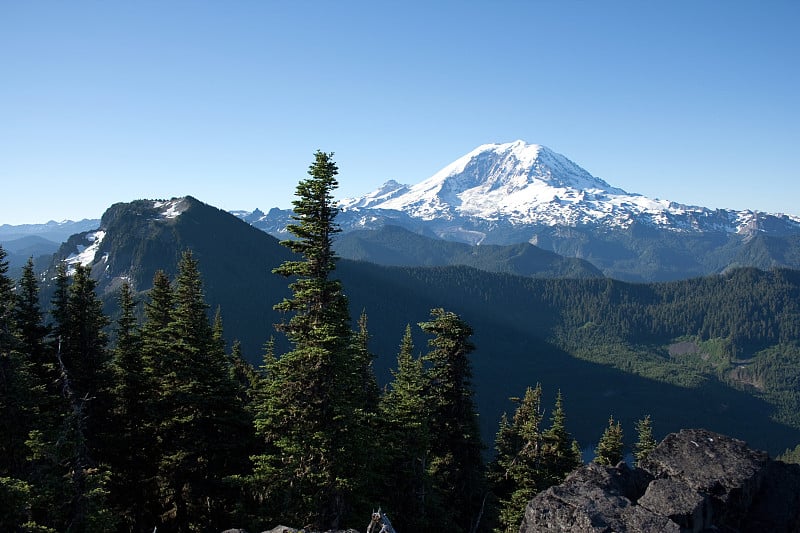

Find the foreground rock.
[
  {"left": 226, "top": 508, "right": 393, "bottom": 533},
  {"left": 520, "top": 428, "right": 800, "bottom": 532},
  {"left": 263, "top": 526, "right": 359, "bottom": 533},
  {"left": 222, "top": 526, "right": 359, "bottom": 533}
]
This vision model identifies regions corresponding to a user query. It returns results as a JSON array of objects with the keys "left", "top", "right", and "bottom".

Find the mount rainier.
[
  {"left": 339, "top": 140, "right": 799, "bottom": 235},
  {"left": 237, "top": 141, "right": 800, "bottom": 281}
]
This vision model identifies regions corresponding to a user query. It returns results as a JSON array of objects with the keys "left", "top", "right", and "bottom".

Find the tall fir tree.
[
  {"left": 379, "top": 324, "right": 432, "bottom": 531},
  {"left": 142, "top": 270, "right": 173, "bottom": 345},
  {"left": 49, "top": 262, "right": 70, "bottom": 350},
  {"left": 488, "top": 384, "right": 545, "bottom": 533},
  {"left": 251, "top": 151, "right": 375, "bottom": 529},
  {"left": 351, "top": 311, "right": 381, "bottom": 416},
  {"left": 633, "top": 415, "right": 657, "bottom": 466},
  {"left": 345, "top": 311, "right": 382, "bottom": 513},
  {"left": 419, "top": 308, "right": 485, "bottom": 533},
  {"left": 30, "top": 260, "right": 117, "bottom": 531},
  {"left": 540, "top": 390, "right": 583, "bottom": 488},
  {"left": 58, "top": 264, "right": 111, "bottom": 452},
  {"left": 15, "top": 258, "right": 53, "bottom": 394},
  {"left": 8, "top": 256, "right": 67, "bottom": 530},
  {"left": 228, "top": 339, "right": 260, "bottom": 407},
  {"left": 52, "top": 331, "right": 117, "bottom": 532},
  {"left": 14, "top": 258, "right": 64, "bottom": 461},
  {"left": 488, "top": 386, "right": 582, "bottom": 532},
  {"left": 594, "top": 415, "right": 624, "bottom": 466},
  {"left": 137, "top": 269, "right": 176, "bottom": 528},
  {"left": 0, "top": 246, "right": 35, "bottom": 481},
  {"left": 150, "top": 251, "right": 252, "bottom": 532},
  {"left": 106, "top": 282, "right": 156, "bottom": 532}
]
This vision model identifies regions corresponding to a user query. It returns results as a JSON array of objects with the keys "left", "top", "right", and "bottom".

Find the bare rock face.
[
  {"left": 519, "top": 462, "right": 677, "bottom": 532},
  {"left": 519, "top": 428, "right": 800, "bottom": 532}
]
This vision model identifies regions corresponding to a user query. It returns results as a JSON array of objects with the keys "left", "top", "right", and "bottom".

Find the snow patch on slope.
[
  {"left": 64, "top": 231, "right": 106, "bottom": 274},
  {"left": 153, "top": 198, "right": 187, "bottom": 219}
]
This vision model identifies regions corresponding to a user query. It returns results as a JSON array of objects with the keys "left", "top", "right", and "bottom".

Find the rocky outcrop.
[
  {"left": 519, "top": 428, "right": 800, "bottom": 532},
  {"left": 222, "top": 526, "right": 359, "bottom": 533},
  {"left": 225, "top": 508, "right": 393, "bottom": 533}
]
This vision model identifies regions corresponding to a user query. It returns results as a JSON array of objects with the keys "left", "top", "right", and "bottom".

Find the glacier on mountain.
[
  {"left": 338, "top": 140, "right": 800, "bottom": 235},
  {"left": 64, "top": 230, "right": 106, "bottom": 274}
]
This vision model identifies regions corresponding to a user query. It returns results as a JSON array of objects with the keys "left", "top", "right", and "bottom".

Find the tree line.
[{"left": 1, "top": 152, "right": 655, "bottom": 532}]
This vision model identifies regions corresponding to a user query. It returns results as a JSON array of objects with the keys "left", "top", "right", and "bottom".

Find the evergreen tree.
[
  {"left": 228, "top": 339, "right": 260, "bottom": 405},
  {"left": 0, "top": 476, "right": 37, "bottom": 531},
  {"left": 633, "top": 415, "right": 657, "bottom": 466},
  {"left": 488, "top": 386, "right": 582, "bottom": 532},
  {"left": 6, "top": 259, "right": 116, "bottom": 531},
  {"left": 594, "top": 415, "right": 624, "bottom": 466},
  {"left": 251, "top": 151, "right": 374, "bottom": 529},
  {"left": 16, "top": 258, "right": 116, "bottom": 531},
  {"left": 15, "top": 259, "right": 64, "bottom": 461},
  {"left": 8, "top": 257, "right": 68, "bottom": 531},
  {"left": 488, "top": 385, "right": 544, "bottom": 533},
  {"left": 49, "top": 263, "right": 70, "bottom": 349},
  {"left": 106, "top": 282, "right": 155, "bottom": 531},
  {"left": 345, "top": 311, "right": 382, "bottom": 513},
  {"left": 379, "top": 325, "right": 431, "bottom": 531},
  {"left": 272, "top": 150, "right": 347, "bottom": 344},
  {"left": 0, "top": 246, "right": 34, "bottom": 480},
  {"left": 540, "top": 390, "right": 582, "bottom": 487},
  {"left": 151, "top": 251, "right": 252, "bottom": 532},
  {"left": 420, "top": 308, "right": 485, "bottom": 533},
  {"left": 778, "top": 444, "right": 800, "bottom": 464},
  {"left": 142, "top": 270, "right": 173, "bottom": 344},
  {"left": 352, "top": 311, "right": 381, "bottom": 415},
  {"left": 58, "top": 264, "right": 111, "bottom": 451},
  {"left": 15, "top": 258, "right": 53, "bottom": 392},
  {"left": 6, "top": 257, "right": 64, "bottom": 531},
  {"left": 51, "top": 338, "right": 117, "bottom": 532},
  {"left": 137, "top": 269, "right": 175, "bottom": 528},
  {"left": 212, "top": 306, "right": 225, "bottom": 354}
]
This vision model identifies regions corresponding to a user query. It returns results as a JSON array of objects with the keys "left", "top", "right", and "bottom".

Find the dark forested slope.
[{"left": 46, "top": 197, "right": 800, "bottom": 455}]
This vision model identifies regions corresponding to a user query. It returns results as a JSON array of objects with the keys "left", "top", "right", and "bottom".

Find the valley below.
[{"left": 18, "top": 195, "right": 800, "bottom": 457}]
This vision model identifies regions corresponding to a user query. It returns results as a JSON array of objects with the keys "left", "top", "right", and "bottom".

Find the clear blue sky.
[{"left": 1, "top": 1, "right": 798, "bottom": 224}]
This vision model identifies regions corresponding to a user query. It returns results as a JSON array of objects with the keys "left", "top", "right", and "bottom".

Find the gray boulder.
[
  {"left": 260, "top": 529, "right": 359, "bottom": 533},
  {"left": 519, "top": 428, "right": 800, "bottom": 532}
]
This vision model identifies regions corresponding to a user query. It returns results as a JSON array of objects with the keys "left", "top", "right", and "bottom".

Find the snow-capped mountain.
[
  {"left": 236, "top": 141, "right": 800, "bottom": 281},
  {"left": 339, "top": 140, "right": 800, "bottom": 235},
  {"left": 341, "top": 141, "right": 627, "bottom": 222}
]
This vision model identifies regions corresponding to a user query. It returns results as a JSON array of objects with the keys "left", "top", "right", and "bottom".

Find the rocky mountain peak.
[{"left": 339, "top": 141, "right": 676, "bottom": 227}]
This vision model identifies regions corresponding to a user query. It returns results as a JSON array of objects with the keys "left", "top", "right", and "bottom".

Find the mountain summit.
[
  {"left": 237, "top": 141, "right": 800, "bottom": 280},
  {"left": 341, "top": 140, "right": 755, "bottom": 232},
  {"left": 341, "top": 140, "right": 631, "bottom": 224}
]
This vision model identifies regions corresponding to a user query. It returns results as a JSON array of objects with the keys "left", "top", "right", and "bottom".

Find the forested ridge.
[
  {"left": 4, "top": 152, "right": 800, "bottom": 531},
  {"left": 352, "top": 263, "right": 800, "bottom": 431}
]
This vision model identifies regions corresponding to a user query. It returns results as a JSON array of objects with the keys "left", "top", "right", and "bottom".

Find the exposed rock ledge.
[
  {"left": 520, "top": 428, "right": 800, "bottom": 532},
  {"left": 223, "top": 528, "right": 359, "bottom": 533}
]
